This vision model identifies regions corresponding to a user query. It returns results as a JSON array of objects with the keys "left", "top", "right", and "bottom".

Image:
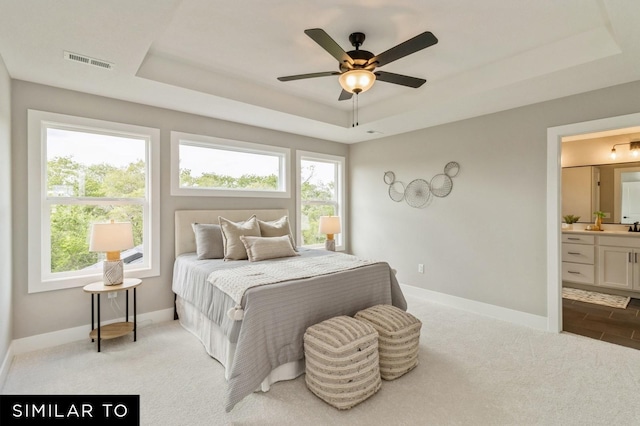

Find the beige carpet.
[
  {"left": 4, "top": 295, "right": 640, "bottom": 425},
  {"left": 562, "top": 287, "right": 630, "bottom": 309}
]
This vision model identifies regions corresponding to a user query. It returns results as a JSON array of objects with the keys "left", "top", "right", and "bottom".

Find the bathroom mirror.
[
  {"left": 562, "top": 129, "right": 640, "bottom": 225},
  {"left": 562, "top": 162, "right": 640, "bottom": 224}
]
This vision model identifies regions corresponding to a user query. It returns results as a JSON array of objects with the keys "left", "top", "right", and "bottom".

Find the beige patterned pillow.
[
  {"left": 218, "top": 215, "right": 261, "bottom": 260},
  {"left": 239, "top": 235, "right": 299, "bottom": 262},
  {"left": 258, "top": 216, "right": 297, "bottom": 251}
]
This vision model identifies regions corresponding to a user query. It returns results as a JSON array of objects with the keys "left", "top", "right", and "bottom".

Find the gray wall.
[
  {"left": 0, "top": 57, "right": 12, "bottom": 366},
  {"left": 350, "top": 80, "right": 640, "bottom": 317},
  {"left": 11, "top": 80, "right": 348, "bottom": 339}
]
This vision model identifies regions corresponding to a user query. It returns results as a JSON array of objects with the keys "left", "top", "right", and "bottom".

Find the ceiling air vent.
[{"left": 64, "top": 51, "right": 114, "bottom": 70}]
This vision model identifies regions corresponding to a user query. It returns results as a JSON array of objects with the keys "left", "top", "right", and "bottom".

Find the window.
[
  {"left": 28, "top": 110, "right": 160, "bottom": 293},
  {"left": 297, "top": 151, "right": 346, "bottom": 250},
  {"left": 171, "top": 131, "right": 290, "bottom": 197}
]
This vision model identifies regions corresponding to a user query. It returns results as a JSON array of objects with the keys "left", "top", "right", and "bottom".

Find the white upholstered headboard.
[{"left": 174, "top": 209, "right": 290, "bottom": 258}]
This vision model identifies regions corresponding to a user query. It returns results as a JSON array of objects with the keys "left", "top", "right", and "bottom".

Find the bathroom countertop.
[{"left": 562, "top": 228, "right": 640, "bottom": 236}]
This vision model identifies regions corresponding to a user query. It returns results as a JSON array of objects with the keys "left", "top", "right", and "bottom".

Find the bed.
[{"left": 172, "top": 209, "right": 407, "bottom": 412}]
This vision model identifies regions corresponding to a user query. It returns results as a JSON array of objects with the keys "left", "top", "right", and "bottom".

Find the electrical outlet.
[
  {"left": 418, "top": 263, "right": 424, "bottom": 273},
  {"left": 108, "top": 292, "right": 117, "bottom": 299}
]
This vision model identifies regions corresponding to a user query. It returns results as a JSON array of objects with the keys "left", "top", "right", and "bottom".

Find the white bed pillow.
[
  {"left": 219, "top": 215, "right": 261, "bottom": 260},
  {"left": 258, "top": 215, "right": 297, "bottom": 251},
  {"left": 239, "top": 235, "right": 299, "bottom": 262},
  {"left": 191, "top": 223, "right": 224, "bottom": 260}
]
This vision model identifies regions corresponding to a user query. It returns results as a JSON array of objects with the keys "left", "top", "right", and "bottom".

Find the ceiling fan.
[{"left": 278, "top": 28, "right": 438, "bottom": 101}]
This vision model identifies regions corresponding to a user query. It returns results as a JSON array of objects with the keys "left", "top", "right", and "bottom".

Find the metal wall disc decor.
[
  {"left": 430, "top": 174, "right": 453, "bottom": 197},
  {"left": 444, "top": 161, "right": 460, "bottom": 177},
  {"left": 389, "top": 181, "right": 406, "bottom": 202},
  {"left": 383, "top": 162, "right": 460, "bottom": 208},
  {"left": 383, "top": 171, "right": 396, "bottom": 185},
  {"left": 405, "top": 179, "right": 431, "bottom": 207}
]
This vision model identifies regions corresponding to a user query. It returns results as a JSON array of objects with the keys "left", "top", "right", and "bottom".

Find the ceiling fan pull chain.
[
  {"left": 351, "top": 95, "right": 355, "bottom": 127},
  {"left": 355, "top": 93, "right": 359, "bottom": 127}
]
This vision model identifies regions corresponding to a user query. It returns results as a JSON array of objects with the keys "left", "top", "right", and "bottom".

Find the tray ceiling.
[{"left": 1, "top": 0, "right": 639, "bottom": 143}]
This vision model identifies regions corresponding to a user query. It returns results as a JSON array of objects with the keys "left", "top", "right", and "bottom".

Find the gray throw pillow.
[{"left": 192, "top": 223, "right": 224, "bottom": 260}]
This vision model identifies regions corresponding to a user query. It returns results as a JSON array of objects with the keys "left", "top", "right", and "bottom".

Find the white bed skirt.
[{"left": 176, "top": 296, "right": 305, "bottom": 391}]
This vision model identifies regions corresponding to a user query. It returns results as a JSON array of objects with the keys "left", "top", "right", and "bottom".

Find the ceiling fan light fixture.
[{"left": 339, "top": 69, "right": 376, "bottom": 94}]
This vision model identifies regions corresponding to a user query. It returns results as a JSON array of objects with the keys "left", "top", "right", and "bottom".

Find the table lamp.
[
  {"left": 89, "top": 220, "right": 134, "bottom": 285},
  {"left": 318, "top": 216, "right": 341, "bottom": 251}
]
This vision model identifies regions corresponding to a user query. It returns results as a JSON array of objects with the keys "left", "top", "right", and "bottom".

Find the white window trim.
[
  {"left": 170, "top": 131, "right": 290, "bottom": 198},
  {"left": 296, "top": 150, "right": 346, "bottom": 251},
  {"left": 27, "top": 110, "right": 160, "bottom": 293}
]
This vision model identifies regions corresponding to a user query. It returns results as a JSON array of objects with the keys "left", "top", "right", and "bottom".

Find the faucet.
[{"left": 631, "top": 222, "right": 640, "bottom": 232}]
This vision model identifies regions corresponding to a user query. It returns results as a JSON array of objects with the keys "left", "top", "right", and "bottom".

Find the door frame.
[
  {"left": 547, "top": 112, "right": 640, "bottom": 332},
  {"left": 615, "top": 167, "right": 640, "bottom": 223}
]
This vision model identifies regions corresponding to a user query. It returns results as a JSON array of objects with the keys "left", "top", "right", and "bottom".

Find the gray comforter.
[{"left": 172, "top": 249, "right": 407, "bottom": 412}]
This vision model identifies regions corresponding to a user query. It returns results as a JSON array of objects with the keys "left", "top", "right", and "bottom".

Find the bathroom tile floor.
[{"left": 563, "top": 297, "right": 640, "bottom": 350}]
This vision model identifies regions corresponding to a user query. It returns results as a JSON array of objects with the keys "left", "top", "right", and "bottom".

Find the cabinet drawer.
[
  {"left": 562, "top": 234, "right": 595, "bottom": 245},
  {"left": 562, "top": 262, "right": 595, "bottom": 285},
  {"left": 562, "top": 243, "right": 595, "bottom": 265},
  {"left": 599, "top": 236, "right": 640, "bottom": 249}
]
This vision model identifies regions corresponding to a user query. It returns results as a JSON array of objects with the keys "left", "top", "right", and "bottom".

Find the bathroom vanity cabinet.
[
  {"left": 563, "top": 231, "right": 640, "bottom": 293},
  {"left": 562, "top": 233, "right": 595, "bottom": 285},
  {"left": 598, "top": 236, "right": 640, "bottom": 291}
]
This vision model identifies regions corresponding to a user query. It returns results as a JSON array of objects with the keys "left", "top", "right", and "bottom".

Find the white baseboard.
[
  {"left": 0, "top": 341, "right": 15, "bottom": 392},
  {"left": 10, "top": 308, "right": 175, "bottom": 356},
  {"left": 400, "top": 284, "right": 549, "bottom": 331}
]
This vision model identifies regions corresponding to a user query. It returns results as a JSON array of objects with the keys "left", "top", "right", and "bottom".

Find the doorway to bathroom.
[
  {"left": 548, "top": 112, "right": 640, "bottom": 349},
  {"left": 562, "top": 132, "right": 640, "bottom": 349}
]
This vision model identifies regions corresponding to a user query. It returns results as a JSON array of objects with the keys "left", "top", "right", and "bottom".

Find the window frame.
[
  {"left": 296, "top": 150, "right": 346, "bottom": 251},
  {"left": 170, "top": 131, "right": 290, "bottom": 198},
  {"left": 27, "top": 110, "right": 160, "bottom": 293}
]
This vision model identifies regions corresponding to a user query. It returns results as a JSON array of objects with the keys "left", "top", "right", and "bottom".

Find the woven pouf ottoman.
[
  {"left": 303, "top": 315, "right": 381, "bottom": 409},
  {"left": 355, "top": 304, "right": 422, "bottom": 380}
]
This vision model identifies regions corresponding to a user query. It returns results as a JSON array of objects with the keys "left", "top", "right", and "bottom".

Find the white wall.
[
  {"left": 350, "top": 80, "right": 640, "bottom": 317},
  {"left": 0, "top": 55, "right": 12, "bottom": 371},
  {"left": 11, "top": 80, "right": 348, "bottom": 339}
]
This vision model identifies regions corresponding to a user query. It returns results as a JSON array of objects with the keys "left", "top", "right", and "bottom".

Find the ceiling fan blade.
[
  {"left": 304, "top": 28, "right": 354, "bottom": 66},
  {"left": 338, "top": 90, "right": 353, "bottom": 101},
  {"left": 367, "top": 31, "right": 438, "bottom": 68},
  {"left": 375, "top": 71, "right": 426, "bottom": 88},
  {"left": 277, "top": 71, "right": 340, "bottom": 82}
]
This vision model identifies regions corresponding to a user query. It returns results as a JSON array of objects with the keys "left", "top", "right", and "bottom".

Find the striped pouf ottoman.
[
  {"left": 355, "top": 304, "right": 422, "bottom": 380},
  {"left": 303, "top": 315, "right": 381, "bottom": 409}
]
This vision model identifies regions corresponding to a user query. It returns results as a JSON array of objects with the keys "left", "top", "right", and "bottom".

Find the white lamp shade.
[
  {"left": 318, "top": 216, "right": 341, "bottom": 235},
  {"left": 89, "top": 221, "right": 134, "bottom": 252}
]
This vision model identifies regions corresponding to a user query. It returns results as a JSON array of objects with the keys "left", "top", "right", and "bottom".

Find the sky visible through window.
[
  {"left": 47, "top": 128, "right": 145, "bottom": 166},
  {"left": 302, "top": 159, "right": 336, "bottom": 196},
  {"left": 179, "top": 144, "right": 280, "bottom": 178}
]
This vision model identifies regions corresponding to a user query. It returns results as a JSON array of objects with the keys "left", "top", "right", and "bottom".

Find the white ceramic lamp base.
[
  {"left": 324, "top": 239, "right": 336, "bottom": 252},
  {"left": 103, "top": 259, "right": 124, "bottom": 285}
]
